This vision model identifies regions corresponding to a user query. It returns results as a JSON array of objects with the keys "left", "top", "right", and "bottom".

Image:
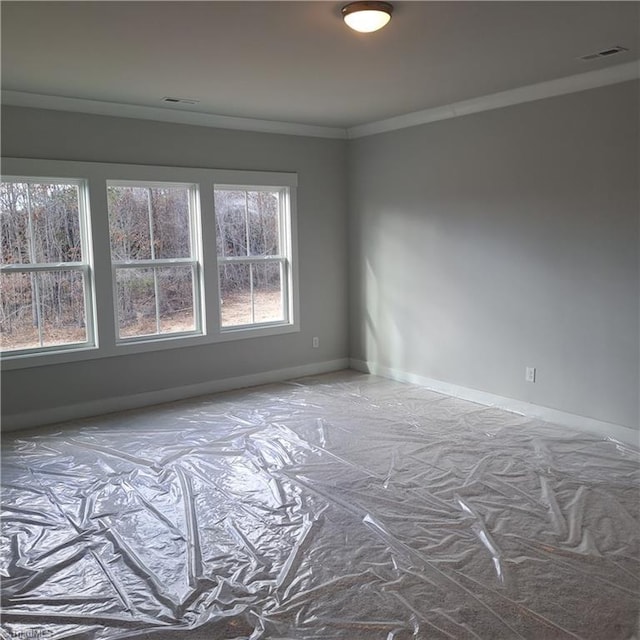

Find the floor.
[{"left": 1, "top": 370, "right": 639, "bottom": 639}]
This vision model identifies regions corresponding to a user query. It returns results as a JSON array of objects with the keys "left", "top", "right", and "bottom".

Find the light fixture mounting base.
[{"left": 341, "top": 1, "right": 394, "bottom": 19}]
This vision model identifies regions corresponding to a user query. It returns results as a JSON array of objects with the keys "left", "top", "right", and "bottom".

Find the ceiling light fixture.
[{"left": 342, "top": 1, "right": 393, "bottom": 33}]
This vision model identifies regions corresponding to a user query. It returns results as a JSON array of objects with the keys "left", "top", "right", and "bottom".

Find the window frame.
[
  {"left": 107, "top": 179, "right": 204, "bottom": 343},
  {"left": 214, "top": 184, "right": 294, "bottom": 332},
  {"left": 0, "top": 175, "right": 97, "bottom": 356},
  {"left": 1, "top": 158, "right": 299, "bottom": 371}
]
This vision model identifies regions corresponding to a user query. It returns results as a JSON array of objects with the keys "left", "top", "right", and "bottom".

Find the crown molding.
[
  {"left": 0, "top": 91, "right": 349, "bottom": 140},
  {"left": 347, "top": 60, "right": 640, "bottom": 138},
  {"left": 3, "top": 61, "right": 638, "bottom": 141}
]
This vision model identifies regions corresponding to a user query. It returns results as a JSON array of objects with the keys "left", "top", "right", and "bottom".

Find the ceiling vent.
[
  {"left": 162, "top": 97, "right": 200, "bottom": 105},
  {"left": 579, "top": 46, "right": 629, "bottom": 61}
]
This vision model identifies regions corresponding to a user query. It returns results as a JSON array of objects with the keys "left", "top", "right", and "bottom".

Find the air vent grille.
[
  {"left": 579, "top": 46, "right": 629, "bottom": 61},
  {"left": 162, "top": 97, "right": 200, "bottom": 105}
]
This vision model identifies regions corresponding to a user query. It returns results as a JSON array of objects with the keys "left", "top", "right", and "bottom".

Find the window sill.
[{"left": 1, "top": 322, "right": 299, "bottom": 371}]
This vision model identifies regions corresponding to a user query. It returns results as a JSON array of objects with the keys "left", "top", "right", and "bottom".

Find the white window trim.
[
  {"left": 1, "top": 158, "right": 299, "bottom": 371},
  {"left": 215, "top": 184, "right": 294, "bottom": 333},
  {"left": 107, "top": 179, "right": 204, "bottom": 343},
  {"left": 0, "top": 176, "right": 97, "bottom": 356}
]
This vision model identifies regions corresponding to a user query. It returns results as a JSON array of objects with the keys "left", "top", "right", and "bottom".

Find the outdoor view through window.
[
  {"left": 1, "top": 163, "right": 296, "bottom": 359},
  {"left": 107, "top": 183, "right": 199, "bottom": 340},
  {"left": 215, "top": 188, "right": 287, "bottom": 328},
  {"left": 0, "top": 180, "right": 90, "bottom": 353}
]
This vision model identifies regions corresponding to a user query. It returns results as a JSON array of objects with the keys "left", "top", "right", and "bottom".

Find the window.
[
  {"left": 1, "top": 158, "right": 298, "bottom": 369},
  {"left": 0, "top": 178, "right": 94, "bottom": 354},
  {"left": 214, "top": 186, "right": 291, "bottom": 329},
  {"left": 107, "top": 182, "right": 201, "bottom": 341}
]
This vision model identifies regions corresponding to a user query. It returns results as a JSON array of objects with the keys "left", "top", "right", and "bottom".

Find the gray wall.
[
  {"left": 349, "top": 81, "right": 639, "bottom": 429},
  {"left": 1, "top": 107, "right": 349, "bottom": 417},
  {"left": 3, "top": 81, "right": 639, "bottom": 431}
]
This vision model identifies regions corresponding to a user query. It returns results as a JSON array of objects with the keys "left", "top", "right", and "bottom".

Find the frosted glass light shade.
[{"left": 342, "top": 2, "right": 393, "bottom": 33}]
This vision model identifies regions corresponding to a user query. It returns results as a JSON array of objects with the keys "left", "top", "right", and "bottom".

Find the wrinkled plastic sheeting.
[{"left": 2, "top": 371, "right": 639, "bottom": 640}]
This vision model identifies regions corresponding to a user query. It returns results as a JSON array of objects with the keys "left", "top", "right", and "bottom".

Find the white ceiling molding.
[
  {"left": 2, "top": 61, "right": 638, "bottom": 141},
  {"left": 347, "top": 61, "right": 640, "bottom": 139},
  {"left": 0, "top": 91, "right": 349, "bottom": 140}
]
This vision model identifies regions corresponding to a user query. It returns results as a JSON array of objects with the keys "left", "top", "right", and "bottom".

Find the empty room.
[{"left": 1, "top": 1, "right": 639, "bottom": 638}]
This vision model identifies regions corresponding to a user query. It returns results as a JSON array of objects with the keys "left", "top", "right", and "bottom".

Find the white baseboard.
[
  {"left": 2, "top": 358, "right": 350, "bottom": 432},
  {"left": 350, "top": 359, "right": 639, "bottom": 447}
]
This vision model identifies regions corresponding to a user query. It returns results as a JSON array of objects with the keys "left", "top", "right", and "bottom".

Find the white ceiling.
[{"left": 2, "top": 1, "right": 638, "bottom": 130}]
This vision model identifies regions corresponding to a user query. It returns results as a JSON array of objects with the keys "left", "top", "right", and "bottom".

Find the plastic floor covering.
[{"left": 1, "top": 370, "right": 639, "bottom": 640}]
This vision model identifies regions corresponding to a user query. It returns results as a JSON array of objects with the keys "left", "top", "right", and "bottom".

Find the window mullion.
[
  {"left": 146, "top": 186, "right": 160, "bottom": 336},
  {"left": 147, "top": 187, "right": 156, "bottom": 261},
  {"left": 217, "top": 256, "right": 282, "bottom": 265},
  {"left": 111, "top": 258, "right": 194, "bottom": 269},
  {"left": 249, "top": 263, "right": 255, "bottom": 324},
  {"left": 280, "top": 259, "right": 287, "bottom": 322},
  {"left": 25, "top": 183, "right": 37, "bottom": 266},
  {"left": 0, "top": 262, "right": 86, "bottom": 273},
  {"left": 82, "top": 268, "right": 93, "bottom": 347},
  {"left": 278, "top": 189, "right": 284, "bottom": 257},
  {"left": 199, "top": 183, "right": 218, "bottom": 336},
  {"left": 88, "top": 175, "right": 117, "bottom": 351},
  {"left": 245, "top": 190, "right": 253, "bottom": 323},
  {"left": 244, "top": 190, "right": 250, "bottom": 258},
  {"left": 25, "top": 185, "right": 45, "bottom": 346},
  {"left": 153, "top": 267, "right": 161, "bottom": 335},
  {"left": 31, "top": 272, "right": 44, "bottom": 347}
]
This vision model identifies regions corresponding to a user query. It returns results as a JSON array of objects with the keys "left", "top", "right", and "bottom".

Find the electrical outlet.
[
  {"left": 312, "top": 337, "right": 319, "bottom": 348},
  {"left": 525, "top": 367, "right": 536, "bottom": 383}
]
